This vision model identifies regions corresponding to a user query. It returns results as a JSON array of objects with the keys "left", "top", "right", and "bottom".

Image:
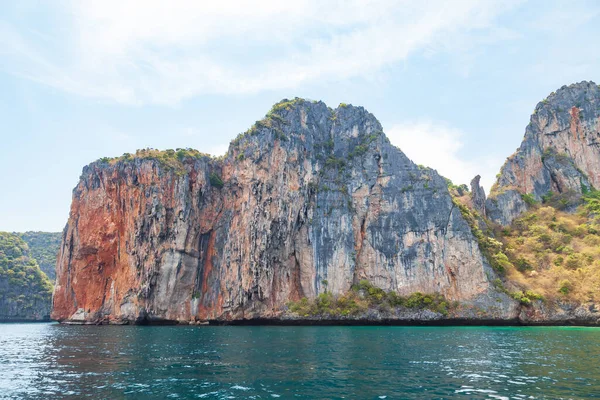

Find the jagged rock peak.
[
  {"left": 470, "top": 175, "right": 486, "bottom": 217},
  {"left": 52, "top": 96, "right": 512, "bottom": 324},
  {"left": 487, "top": 81, "right": 600, "bottom": 225},
  {"left": 83, "top": 98, "right": 387, "bottom": 188},
  {"left": 532, "top": 80, "right": 598, "bottom": 113},
  {"left": 226, "top": 97, "right": 385, "bottom": 156}
]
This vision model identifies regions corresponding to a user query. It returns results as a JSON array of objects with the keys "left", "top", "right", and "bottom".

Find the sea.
[{"left": 1, "top": 323, "right": 599, "bottom": 399}]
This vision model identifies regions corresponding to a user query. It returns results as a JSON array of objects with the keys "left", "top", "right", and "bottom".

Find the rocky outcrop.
[
  {"left": 488, "top": 81, "right": 600, "bottom": 225},
  {"left": 519, "top": 300, "right": 600, "bottom": 326},
  {"left": 52, "top": 82, "right": 600, "bottom": 325},
  {"left": 52, "top": 99, "right": 515, "bottom": 324},
  {"left": 469, "top": 175, "right": 486, "bottom": 217}
]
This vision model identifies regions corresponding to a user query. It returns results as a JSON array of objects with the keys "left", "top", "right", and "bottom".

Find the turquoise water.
[{"left": 0, "top": 324, "right": 599, "bottom": 399}]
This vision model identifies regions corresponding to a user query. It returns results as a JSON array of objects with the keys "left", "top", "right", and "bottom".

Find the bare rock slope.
[
  {"left": 53, "top": 82, "right": 600, "bottom": 325},
  {"left": 52, "top": 99, "right": 512, "bottom": 324},
  {"left": 488, "top": 81, "right": 600, "bottom": 225}
]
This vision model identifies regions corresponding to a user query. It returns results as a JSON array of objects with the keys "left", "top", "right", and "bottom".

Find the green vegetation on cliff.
[
  {"left": 0, "top": 232, "right": 53, "bottom": 320},
  {"left": 451, "top": 196, "right": 510, "bottom": 276},
  {"left": 208, "top": 172, "right": 224, "bottom": 189},
  {"left": 231, "top": 98, "right": 302, "bottom": 147},
  {"left": 287, "top": 280, "right": 450, "bottom": 318},
  {"left": 97, "top": 148, "right": 213, "bottom": 175},
  {"left": 496, "top": 190, "right": 600, "bottom": 303},
  {"left": 454, "top": 185, "right": 600, "bottom": 304},
  {"left": 446, "top": 179, "right": 470, "bottom": 196},
  {"left": 18, "top": 231, "right": 61, "bottom": 280}
]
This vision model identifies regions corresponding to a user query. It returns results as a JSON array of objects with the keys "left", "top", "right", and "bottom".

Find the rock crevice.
[{"left": 52, "top": 100, "right": 505, "bottom": 324}]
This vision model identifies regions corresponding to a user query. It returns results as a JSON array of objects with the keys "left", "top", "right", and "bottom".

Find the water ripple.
[{"left": 0, "top": 324, "right": 599, "bottom": 399}]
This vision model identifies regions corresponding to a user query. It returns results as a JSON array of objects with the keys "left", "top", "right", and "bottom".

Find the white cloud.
[
  {"left": 529, "top": 1, "right": 600, "bottom": 32},
  {"left": 386, "top": 121, "right": 501, "bottom": 192},
  {"left": 0, "top": 0, "right": 520, "bottom": 105}
]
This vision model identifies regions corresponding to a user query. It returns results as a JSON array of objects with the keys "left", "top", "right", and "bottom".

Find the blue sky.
[{"left": 1, "top": 0, "right": 599, "bottom": 232}]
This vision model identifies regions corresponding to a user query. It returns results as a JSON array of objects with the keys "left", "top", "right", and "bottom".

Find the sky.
[{"left": 1, "top": 0, "right": 599, "bottom": 232}]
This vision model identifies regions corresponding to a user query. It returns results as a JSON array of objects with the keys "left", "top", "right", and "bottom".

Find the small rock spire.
[{"left": 470, "top": 175, "right": 486, "bottom": 217}]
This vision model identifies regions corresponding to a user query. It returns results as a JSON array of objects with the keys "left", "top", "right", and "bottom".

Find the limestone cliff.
[
  {"left": 470, "top": 175, "right": 486, "bottom": 218},
  {"left": 488, "top": 81, "right": 600, "bottom": 225},
  {"left": 52, "top": 99, "right": 514, "bottom": 324}
]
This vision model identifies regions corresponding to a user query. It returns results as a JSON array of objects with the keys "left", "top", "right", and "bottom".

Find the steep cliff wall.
[
  {"left": 468, "top": 81, "right": 600, "bottom": 325},
  {"left": 52, "top": 99, "right": 512, "bottom": 324},
  {"left": 488, "top": 81, "right": 600, "bottom": 225}
]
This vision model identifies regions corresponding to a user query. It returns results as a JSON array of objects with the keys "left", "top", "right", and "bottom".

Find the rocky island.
[
  {"left": 0, "top": 232, "right": 54, "bottom": 321},
  {"left": 51, "top": 81, "right": 600, "bottom": 325}
]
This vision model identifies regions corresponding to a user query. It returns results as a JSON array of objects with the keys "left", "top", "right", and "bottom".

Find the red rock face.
[
  {"left": 52, "top": 100, "right": 510, "bottom": 324},
  {"left": 53, "top": 156, "right": 252, "bottom": 323}
]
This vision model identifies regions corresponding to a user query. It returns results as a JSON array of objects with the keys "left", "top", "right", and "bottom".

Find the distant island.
[{"left": 0, "top": 232, "right": 60, "bottom": 321}]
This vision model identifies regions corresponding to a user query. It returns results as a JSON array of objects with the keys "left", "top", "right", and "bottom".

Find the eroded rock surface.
[
  {"left": 52, "top": 100, "right": 509, "bottom": 324},
  {"left": 470, "top": 175, "right": 487, "bottom": 217},
  {"left": 488, "top": 81, "right": 600, "bottom": 225}
]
